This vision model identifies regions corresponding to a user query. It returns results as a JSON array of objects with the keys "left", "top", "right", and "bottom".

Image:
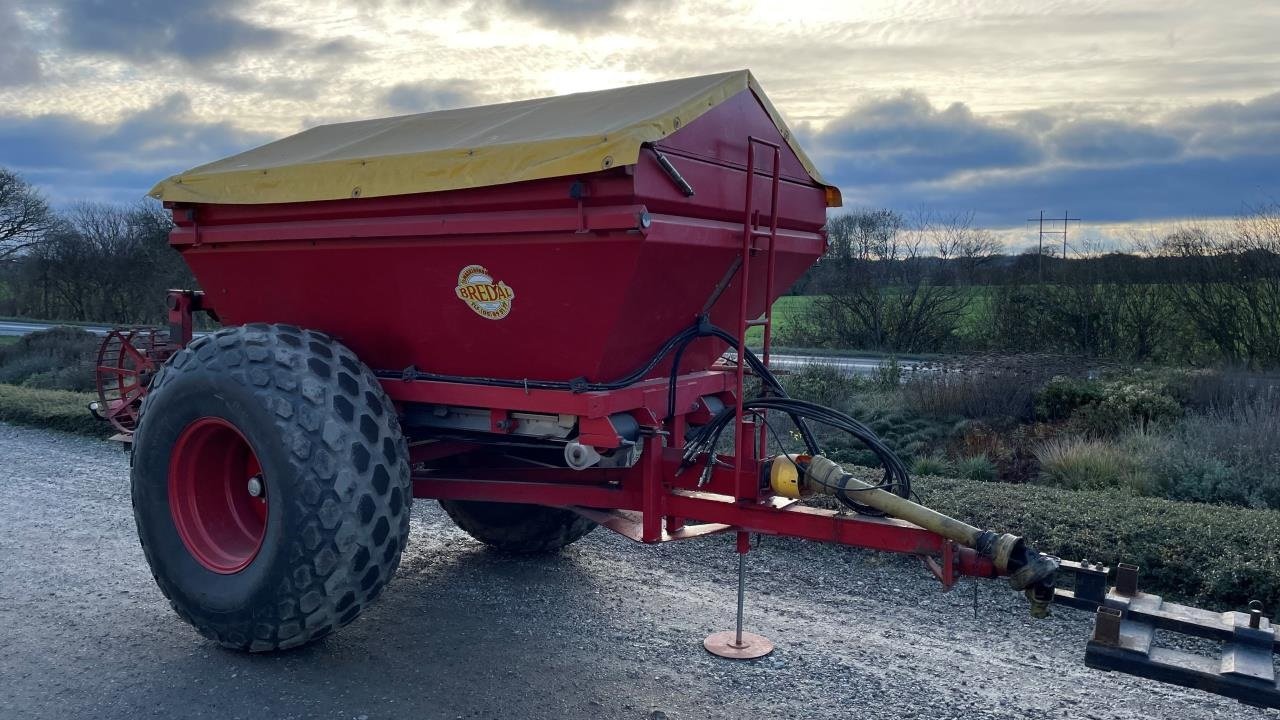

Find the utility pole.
[{"left": 1027, "top": 210, "right": 1081, "bottom": 282}]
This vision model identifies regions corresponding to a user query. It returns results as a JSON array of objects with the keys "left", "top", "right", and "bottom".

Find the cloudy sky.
[{"left": 1, "top": 0, "right": 1277, "bottom": 241}]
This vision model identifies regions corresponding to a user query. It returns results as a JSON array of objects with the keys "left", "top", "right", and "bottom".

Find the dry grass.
[
  {"left": 901, "top": 371, "right": 1041, "bottom": 421},
  {"left": 1033, "top": 435, "right": 1156, "bottom": 493}
]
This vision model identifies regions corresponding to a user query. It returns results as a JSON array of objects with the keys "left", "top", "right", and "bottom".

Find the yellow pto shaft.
[{"left": 771, "top": 454, "right": 1060, "bottom": 616}]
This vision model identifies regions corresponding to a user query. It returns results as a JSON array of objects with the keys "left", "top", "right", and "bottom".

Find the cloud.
[
  {"left": 884, "top": 153, "right": 1280, "bottom": 224},
  {"left": 0, "top": 2, "right": 41, "bottom": 86},
  {"left": 464, "top": 0, "right": 658, "bottom": 32},
  {"left": 1170, "top": 92, "right": 1280, "bottom": 156},
  {"left": 0, "top": 94, "right": 274, "bottom": 204},
  {"left": 383, "top": 79, "right": 477, "bottom": 113},
  {"left": 51, "top": 0, "right": 299, "bottom": 62},
  {"left": 812, "top": 90, "right": 1279, "bottom": 225},
  {"left": 813, "top": 92, "right": 1043, "bottom": 184},
  {"left": 1046, "top": 119, "right": 1182, "bottom": 164}
]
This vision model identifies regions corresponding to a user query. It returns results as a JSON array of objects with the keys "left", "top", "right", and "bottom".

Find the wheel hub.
[{"left": 168, "top": 417, "right": 268, "bottom": 574}]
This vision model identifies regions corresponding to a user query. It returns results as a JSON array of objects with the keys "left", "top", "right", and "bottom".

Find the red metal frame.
[
  {"left": 403, "top": 421, "right": 1000, "bottom": 589},
  {"left": 383, "top": 370, "right": 734, "bottom": 448},
  {"left": 732, "top": 136, "right": 783, "bottom": 501}
]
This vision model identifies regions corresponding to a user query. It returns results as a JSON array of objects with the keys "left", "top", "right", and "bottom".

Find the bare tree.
[
  {"left": 15, "top": 201, "right": 188, "bottom": 322},
  {"left": 1232, "top": 203, "right": 1280, "bottom": 364},
  {"left": 1153, "top": 205, "right": 1280, "bottom": 367},
  {"left": 0, "top": 167, "right": 55, "bottom": 261},
  {"left": 918, "top": 210, "right": 1000, "bottom": 284}
]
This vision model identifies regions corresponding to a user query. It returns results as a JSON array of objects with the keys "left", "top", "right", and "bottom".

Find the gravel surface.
[{"left": 1, "top": 421, "right": 1274, "bottom": 720}]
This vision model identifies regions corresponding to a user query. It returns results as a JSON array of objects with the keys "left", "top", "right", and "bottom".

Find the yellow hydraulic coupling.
[{"left": 768, "top": 453, "right": 808, "bottom": 499}]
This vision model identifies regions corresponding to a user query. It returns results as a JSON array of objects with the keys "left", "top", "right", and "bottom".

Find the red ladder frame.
[{"left": 732, "top": 137, "right": 783, "bottom": 502}]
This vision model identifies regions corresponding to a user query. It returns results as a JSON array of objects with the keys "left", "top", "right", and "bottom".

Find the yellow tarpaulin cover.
[{"left": 149, "top": 70, "right": 830, "bottom": 205}]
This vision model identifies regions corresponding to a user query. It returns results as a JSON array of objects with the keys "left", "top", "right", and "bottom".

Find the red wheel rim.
[{"left": 168, "top": 417, "right": 268, "bottom": 574}]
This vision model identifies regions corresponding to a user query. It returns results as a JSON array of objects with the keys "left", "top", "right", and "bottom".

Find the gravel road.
[{"left": 0, "top": 422, "right": 1272, "bottom": 720}]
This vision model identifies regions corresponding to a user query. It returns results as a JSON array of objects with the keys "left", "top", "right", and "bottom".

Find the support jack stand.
[{"left": 704, "top": 532, "right": 774, "bottom": 660}]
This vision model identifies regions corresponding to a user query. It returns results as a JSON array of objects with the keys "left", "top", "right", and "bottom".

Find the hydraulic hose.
[{"left": 681, "top": 395, "right": 911, "bottom": 513}]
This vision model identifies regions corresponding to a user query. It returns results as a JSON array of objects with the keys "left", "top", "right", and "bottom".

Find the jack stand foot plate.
[{"left": 703, "top": 630, "right": 774, "bottom": 660}]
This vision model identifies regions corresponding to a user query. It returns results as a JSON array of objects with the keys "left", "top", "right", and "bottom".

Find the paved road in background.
[
  {"left": 1, "top": 422, "right": 1264, "bottom": 720},
  {"left": 724, "top": 350, "right": 922, "bottom": 376},
  {"left": 1, "top": 319, "right": 920, "bottom": 377},
  {"left": 0, "top": 319, "right": 111, "bottom": 337}
]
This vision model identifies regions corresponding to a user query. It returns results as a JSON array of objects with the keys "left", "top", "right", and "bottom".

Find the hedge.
[
  {"left": 912, "top": 474, "right": 1280, "bottom": 612},
  {"left": 0, "top": 384, "right": 112, "bottom": 437}
]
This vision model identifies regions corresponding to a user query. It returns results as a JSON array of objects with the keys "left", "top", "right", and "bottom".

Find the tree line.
[
  {"left": 0, "top": 168, "right": 193, "bottom": 324},
  {"left": 785, "top": 205, "right": 1280, "bottom": 368}
]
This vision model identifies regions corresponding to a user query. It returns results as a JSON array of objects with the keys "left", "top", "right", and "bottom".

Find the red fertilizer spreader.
[{"left": 91, "top": 71, "right": 1277, "bottom": 708}]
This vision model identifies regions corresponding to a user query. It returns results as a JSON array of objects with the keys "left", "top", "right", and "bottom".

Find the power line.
[{"left": 1027, "top": 210, "right": 1081, "bottom": 282}]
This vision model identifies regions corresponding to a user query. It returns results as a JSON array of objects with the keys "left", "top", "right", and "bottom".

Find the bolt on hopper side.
[{"left": 93, "top": 71, "right": 1277, "bottom": 709}]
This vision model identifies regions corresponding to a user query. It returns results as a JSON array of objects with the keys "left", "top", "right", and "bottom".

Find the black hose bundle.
[
  {"left": 679, "top": 393, "right": 911, "bottom": 515},
  {"left": 677, "top": 323, "right": 910, "bottom": 515}
]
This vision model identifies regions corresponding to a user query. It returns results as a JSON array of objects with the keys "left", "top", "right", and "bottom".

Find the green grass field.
[
  {"left": 0, "top": 336, "right": 17, "bottom": 347},
  {"left": 748, "top": 288, "right": 994, "bottom": 348},
  {"left": 744, "top": 295, "right": 811, "bottom": 344}
]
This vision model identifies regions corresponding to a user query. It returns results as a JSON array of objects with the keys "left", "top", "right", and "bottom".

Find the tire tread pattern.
[{"left": 132, "top": 324, "right": 411, "bottom": 651}]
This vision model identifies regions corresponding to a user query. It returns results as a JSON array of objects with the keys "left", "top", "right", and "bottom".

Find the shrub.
[
  {"left": 0, "top": 326, "right": 99, "bottom": 391},
  {"left": 1066, "top": 401, "right": 1138, "bottom": 438},
  {"left": 1037, "top": 372, "right": 1182, "bottom": 434},
  {"left": 1149, "top": 397, "right": 1280, "bottom": 510},
  {"left": 953, "top": 455, "right": 997, "bottom": 482},
  {"left": 1100, "top": 379, "right": 1183, "bottom": 427},
  {"left": 1033, "top": 435, "right": 1154, "bottom": 493},
  {"left": 0, "top": 353, "right": 53, "bottom": 385},
  {"left": 948, "top": 421, "right": 1061, "bottom": 484},
  {"left": 1036, "top": 375, "right": 1104, "bottom": 421},
  {"left": 820, "top": 410, "right": 958, "bottom": 468},
  {"left": 781, "top": 364, "right": 862, "bottom": 408},
  {"left": 900, "top": 371, "right": 1042, "bottom": 422},
  {"left": 1180, "top": 367, "right": 1280, "bottom": 412},
  {"left": 910, "top": 454, "right": 950, "bottom": 476},
  {"left": 22, "top": 366, "right": 97, "bottom": 392},
  {"left": 875, "top": 356, "right": 902, "bottom": 389}
]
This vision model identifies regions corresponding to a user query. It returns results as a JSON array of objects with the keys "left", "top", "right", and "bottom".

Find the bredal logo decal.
[{"left": 455, "top": 265, "right": 515, "bottom": 320}]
